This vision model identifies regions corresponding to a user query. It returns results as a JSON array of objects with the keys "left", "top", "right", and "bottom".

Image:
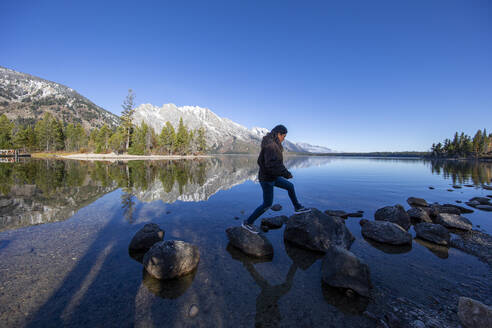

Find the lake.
[{"left": 0, "top": 156, "right": 491, "bottom": 327}]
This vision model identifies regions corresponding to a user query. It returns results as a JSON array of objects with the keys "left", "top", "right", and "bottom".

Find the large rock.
[
  {"left": 284, "top": 208, "right": 355, "bottom": 252},
  {"left": 436, "top": 213, "right": 472, "bottom": 231},
  {"left": 226, "top": 226, "right": 273, "bottom": 258},
  {"left": 458, "top": 297, "right": 492, "bottom": 328},
  {"left": 143, "top": 240, "right": 200, "bottom": 280},
  {"left": 469, "top": 197, "right": 491, "bottom": 205},
  {"left": 414, "top": 222, "right": 450, "bottom": 246},
  {"left": 261, "top": 215, "right": 288, "bottom": 229},
  {"left": 360, "top": 219, "right": 412, "bottom": 245},
  {"left": 129, "top": 223, "right": 165, "bottom": 252},
  {"left": 374, "top": 205, "right": 411, "bottom": 230},
  {"left": 407, "top": 197, "right": 429, "bottom": 207},
  {"left": 321, "top": 246, "right": 372, "bottom": 297},
  {"left": 442, "top": 203, "right": 474, "bottom": 214},
  {"left": 431, "top": 204, "right": 461, "bottom": 216},
  {"left": 407, "top": 207, "right": 432, "bottom": 223}
]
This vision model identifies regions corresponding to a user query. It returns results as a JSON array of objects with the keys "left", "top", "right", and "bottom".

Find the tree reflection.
[{"left": 429, "top": 159, "right": 492, "bottom": 186}]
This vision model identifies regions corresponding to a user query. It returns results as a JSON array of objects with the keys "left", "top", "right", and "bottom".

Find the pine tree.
[
  {"left": 121, "top": 89, "right": 136, "bottom": 151},
  {"left": 0, "top": 114, "right": 14, "bottom": 149},
  {"left": 175, "top": 118, "right": 188, "bottom": 155},
  {"left": 197, "top": 126, "right": 206, "bottom": 154}
]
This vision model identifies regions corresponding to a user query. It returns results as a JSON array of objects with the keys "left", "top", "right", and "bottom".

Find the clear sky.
[{"left": 1, "top": 0, "right": 490, "bottom": 152}]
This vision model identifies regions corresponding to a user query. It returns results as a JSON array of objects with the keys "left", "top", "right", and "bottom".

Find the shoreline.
[{"left": 59, "top": 153, "right": 212, "bottom": 161}]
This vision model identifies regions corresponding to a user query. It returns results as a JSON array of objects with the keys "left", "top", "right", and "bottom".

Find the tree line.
[
  {"left": 430, "top": 129, "right": 491, "bottom": 158},
  {"left": 0, "top": 90, "right": 207, "bottom": 155}
]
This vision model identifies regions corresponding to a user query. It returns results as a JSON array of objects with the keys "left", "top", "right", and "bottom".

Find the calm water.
[{"left": 0, "top": 156, "right": 491, "bottom": 327}]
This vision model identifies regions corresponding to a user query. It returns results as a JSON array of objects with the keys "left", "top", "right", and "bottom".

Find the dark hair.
[
  {"left": 268, "top": 124, "right": 288, "bottom": 149},
  {"left": 271, "top": 124, "right": 288, "bottom": 135}
]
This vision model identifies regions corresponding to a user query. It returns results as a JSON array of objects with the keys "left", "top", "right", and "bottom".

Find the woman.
[{"left": 242, "top": 124, "right": 310, "bottom": 234}]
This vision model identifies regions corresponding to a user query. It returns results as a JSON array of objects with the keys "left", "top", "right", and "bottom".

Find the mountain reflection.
[
  {"left": 1, "top": 156, "right": 490, "bottom": 232},
  {"left": 0, "top": 156, "right": 334, "bottom": 231}
]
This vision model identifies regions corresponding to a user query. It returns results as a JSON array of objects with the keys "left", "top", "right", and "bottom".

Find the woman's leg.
[
  {"left": 274, "top": 177, "right": 301, "bottom": 209},
  {"left": 245, "top": 181, "right": 274, "bottom": 225}
]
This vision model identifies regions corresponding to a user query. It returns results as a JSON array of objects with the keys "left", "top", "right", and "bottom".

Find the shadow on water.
[
  {"left": 227, "top": 243, "right": 297, "bottom": 328},
  {"left": 24, "top": 202, "right": 139, "bottom": 328}
]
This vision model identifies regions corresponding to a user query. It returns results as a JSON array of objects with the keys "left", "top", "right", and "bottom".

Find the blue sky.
[{"left": 1, "top": 0, "right": 490, "bottom": 152}]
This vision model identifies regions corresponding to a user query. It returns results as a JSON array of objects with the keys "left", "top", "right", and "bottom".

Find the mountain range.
[
  {"left": 0, "top": 65, "right": 333, "bottom": 153},
  {"left": 132, "top": 103, "right": 333, "bottom": 153},
  {"left": 0, "top": 66, "right": 119, "bottom": 129}
]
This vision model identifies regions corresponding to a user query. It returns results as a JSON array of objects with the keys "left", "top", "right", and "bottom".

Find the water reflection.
[
  {"left": 142, "top": 268, "right": 197, "bottom": 299},
  {"left": 429, "top": 159, "right": 492, "bottom": 186},
  {"left": 227, "top": 243, "right": 297, "bottom": 328},
  {"left": 363, "top": 237, "right": 412, "bottom": 254},
  {"left": 1, "top": 157, "right": 491, "bottom": 232},
  {"left": 414, "top": 238, "right": 449, "bottom": 259},
  {"left": 321, "top": 283, "right": 369, "bottom": 315}
]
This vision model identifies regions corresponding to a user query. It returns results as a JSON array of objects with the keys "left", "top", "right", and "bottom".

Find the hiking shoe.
[
  {"left": 295, "top": 206, "right": 311, "bottom": 213},
  {"left": 241, "top": 222, "right": 259, "bottom": 234}
]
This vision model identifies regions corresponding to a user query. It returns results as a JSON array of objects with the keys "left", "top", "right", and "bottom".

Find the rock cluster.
[{"left": 129, "top": 223, "right": 200, "bottom": 280}]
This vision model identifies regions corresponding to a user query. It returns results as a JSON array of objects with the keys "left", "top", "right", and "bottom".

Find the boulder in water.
[
  {"left": 458, "top": 297, "right": 492, "bottom": 328},
  {"left": 407, "top": 207, "right": 432, "bottom": 223},
  {"left": 271, "top": 204, "right": 282, "bottom": 211},
  {"left": 284, "top": 208, "right": 355, "bottom": 252},
  {"left": 321, "top": 246, "right": 372, "bottom": 297},
  {"left": 129, "top": 223, "right": 165, "bottom": 253},
  {"left": 407, "top": 197, "right": 429, "bottom": 207},
  {"left": 436, "top": 213, "right": 472, "bottom": 231},
  {"left": 360, "top": 219, "right": 412, "bottom": 245},
  {"left": 261, "top": 215, "right": 288, "bottom": 229},
  {"left": 469, "top": 197, "right": 491, "bottom": 205},
  {"left": 414, "top": 222, "right": 450, "bottom": 246},
  {"left": 143, "top": 240, "right": 200, "bottom": 280},
  {"left": 374, "top": 204, "right": 411, "bottom": 230},
  {"left": 226, "top": 226, "right": 273, "bottom": 258}
]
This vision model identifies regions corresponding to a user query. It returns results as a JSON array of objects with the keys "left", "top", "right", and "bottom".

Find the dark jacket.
[{"left": 257, "top": 134, "right": 292, "bottom": 182}]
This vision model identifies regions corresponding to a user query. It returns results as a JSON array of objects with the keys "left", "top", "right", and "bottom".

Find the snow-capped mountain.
[
  {"left": 133, "top": 103, "right": 333, "bottom": 154},
  {"left": 0, "top": 66, "right": 119, "bottom": 129}
]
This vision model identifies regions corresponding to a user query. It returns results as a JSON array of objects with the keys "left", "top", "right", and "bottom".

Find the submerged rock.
[
  {"left": 324, "top": 209, "right": 348, "bottom": 218},
  {"left": 453, "top": 185, "right": 462, "bottom": 189},
  {"left": 321, "top": 246, "right": 372, "bottom": 297},
  {"left": 458, "top": 297, "right": 492, "bottom": 328},
  {"left": 436, "top": 213, "right": 472, "bottom": 231},
  {"left": 284, "top": 208, "right": 355, "bottom": 252},
  {"left": 375, "top": 204, "right": 411, "bottom": 230},
  {"left": 226, "top": 226, "right": 273, "bottom": 258},
  {"left": 360, "top": 219, "right": 412, "bottom": 245},
  {"left": 414, "top": 222, "right": 450, "bottom": 246},
  {"left": 469, "top": 197, "right": 491, "bottom": 205},
  {"left": 407, "top": 207, "right": 432, "bottom": 223},
  {"left": 451, "top": 230, "right": 492, "bottom": 267},
  {"left": 271, "top": 204, "right": 282, "bottom": 211},
  {"left": 142, "top": 268, "right": 196, "bottom": 299},
  {"left": 347, "top": 212, "right": 363, "bottom": 218},
  {"left": 407, "top": 197, "right": 429, "bottom": 207},
  {"left": 261, "top": 215, "right": 288, "bottom": 229},
  {"left": 143, "top": 240, "right": 200, "bottom": 280},
  {"left": 476, "top": 205, "right": 492, "bottom": 211},
  {"left": 482, "top": 185, "right": 492, "bottom": 190},
  {"left": 129, "top": 223, "right": 165, "bottom": 253}
]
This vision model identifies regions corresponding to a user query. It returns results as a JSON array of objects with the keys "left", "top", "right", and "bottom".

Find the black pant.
[{"left": 246, "top": 177, "right": 301, "bottom": 225}]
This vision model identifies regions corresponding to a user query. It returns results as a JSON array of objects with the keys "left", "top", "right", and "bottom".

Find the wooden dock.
[{"left": 0, "top": 149, "right": 31, "bottom": 160}]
